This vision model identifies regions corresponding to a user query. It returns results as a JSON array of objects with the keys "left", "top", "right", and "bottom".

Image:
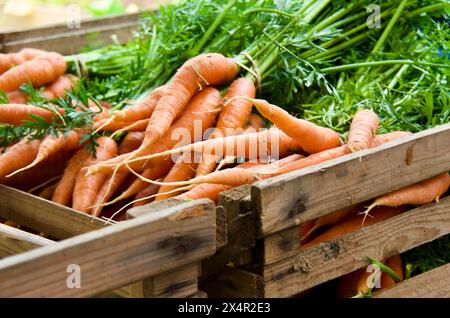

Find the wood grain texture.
[
  {"left": 0, "top": 14, "right": 140, "bottom": 55},
  {"left": 261, "top": 226, "right": 300, "bottom": 265},
  {"left": 0, "top": 185, "right": 106, "bottom": 239},
  {"left": 253, "top": 124, "right": 450, "bottom": 236},
  {"left": 374, "top": 263, "right": 450, "bottom": 298},
  {"left": 0, "top": 199, "right": 216, "bottom": 297},
  {"left": 262, "top": 197, "right": 450, "bottom": 297},
  {"left": 0, "top": 223, "right": 54, "bottom": 258},
  {"left": 201, "top": 266, "right": 264, "bottom": 298}
]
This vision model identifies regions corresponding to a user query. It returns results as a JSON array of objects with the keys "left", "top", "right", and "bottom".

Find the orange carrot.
[
  {"left": 176, "top": 183, "right": 232, "bottom": 203},
  {"left": 0, "top": 52, "right": 67, "bottom": 92},
  {"left": 0, "top": 48, "right": 46, "bottom": 75},
  {"left": 363, "top": 172, "right": 450, "bottom": 218},
  {"left": 234, "top": 97, "right": 341, "bottom": 154},
  {"left": 244, "top": 113, "right": 266, "bottom": 132},
  {"left": 132, "top": 184, "right": 161, "bottom": 207},
  {"left": 117, "top": 132, "right": 144, "bottom": 155},
  {"left": 337, "top": 268, "right": 369, "bottom": 298},
  {"left": 6, "top": 130, "right": 80, "bottom": 177},
  {"left": 38, "top": 183, "right": 57, "bottom": 200},
  {"left": 155, "top": 153, "right": 198, "bottom": 201},
  {"left": 196, "top": 78, "right": 256, "bottom": 177},
  {"left": 42, "top": 74, "right": 78, "bottom": 99},
  {"left": 88, "top": 87, "right": 223, "bottom": 175},
  {"left": 369, "top": 131, "right": 412, "bottom": 148},
  {"left": 380, "top": 255, "right": 404, "bottom": 289},
  {"left": 93, "top": 118, "right": 149, "bottom": 132},
  {"left": 0, "top": 138, "right": 41, "bottom": 178},
  {"left": 0, "top": 104, "right": 62, "bottom": 125},
  {"left": 51, "top": 147, "right": 91, "bottom": 206},
  {"left": 135, "top": 53, "right": 237, "bottom": 154},
  {"left": 346, "top": 109, "right": 379, "bottom": 153},
  {"left": 72, "top": 137, "right": 118, "bottom": 213},
  {"left": 302, "top": 206, "right": 410, "bottom": 249},
  {"left": 6, "top": 90, "right": 28, "bottom": 104}
]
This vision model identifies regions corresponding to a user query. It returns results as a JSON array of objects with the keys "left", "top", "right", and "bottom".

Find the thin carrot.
[
  {"left": 6, "top": 130, "right": 80, "bottom": 177},
  {"left": 156, "top": 152, "right": 198, "bottom": 201},
  {"left": 231, "top": 97, "right": 341, "bottom": 153},
  {"left": 0, "top": 137, "right": 41, "bottom": 179},
  {"left": 302, "top": 206, "right": 410, "bottom": 249},
  {"left": 0, "top": 52, "right": 67, "bottom": 92},
  {"left": 196, "top": 78, "right": 256, "bottom": 177},
  {"left": 93, "top": 118, "right": 149, "bottom": 132},
  {"left": 369, "top": 131, "right": 412, "bottom": 148},
  {"left": 361, "top": 172, "right": 450, "bottom": 221},
  {"left": 346, "top": 109, "right": 379, "bottom": 153},
  {"left": 72, "top": 137, "right": 118, "bottom": 213},
  {"left": 117, "top": 132, "right": 144, "bottom": 155},
  {"left": 0, "top": 48, "right": 46, "bottom": 75},
  {"left": 0, "top": 104, "right": 63, "bottom": 125},
  {"left": 51, "top": 147, "right": 91, "bottom": 206},
  {"left": 42, "top": 74, "right": 78, "bottom": 99}
]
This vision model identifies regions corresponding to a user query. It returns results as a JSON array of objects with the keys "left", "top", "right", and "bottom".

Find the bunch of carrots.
[{"left": 1, "top": 49, "right": 449, "bottom": 295}]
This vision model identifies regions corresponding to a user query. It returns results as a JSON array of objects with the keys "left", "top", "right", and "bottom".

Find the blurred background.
[{"left": 0, "top": 0, "right": 176, "bottom": 32}]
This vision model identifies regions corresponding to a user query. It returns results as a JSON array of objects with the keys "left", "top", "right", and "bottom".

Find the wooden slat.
[
  {"left": 0, "top": 199, "right": 216, "bottom": 297},
  {"left": 0, "top": 14, "right": 140, "bottom": 54},
  {"left": 374, "top": 263, "right": 450, "bottom": 298},
  {"left": 261, "top": 226, "right": 300, "bottom": 265},
  {"left": 188, "top": 290, "right": 208, "bottom": 298},
  {"left": 0, "top": 223, "right": 54, "bottom": 258},
  {"left": 201, "top": 266, "right": 264, "bottom": 298},
  {"left": 0, "top": 185, "right": 106, "bottom": 239},
  {"left": 262, "top": 197, "right": 450, "bottom": 297},
  {"left": 253, "top": 124, "right": 450, "bottom": 236}
]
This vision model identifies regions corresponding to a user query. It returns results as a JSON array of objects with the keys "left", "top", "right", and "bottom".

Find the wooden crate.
[
  {"left": 0, "top": 185, "right": 215, "bottom": 297},
  {"left": 0, "top": 13, "right": 140, "bottom": 55},
  {"left": 202, "top": 123, "right": 450, "bottom": 297}
]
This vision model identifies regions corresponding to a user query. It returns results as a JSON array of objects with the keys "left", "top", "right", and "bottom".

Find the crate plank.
[
  {"left": 0, "top": 185, "right": 106, "bottom": 239},
  {"left": 0, "top": 14, "right": 140, "bottom": 55},
  {"left": 374, "top": 263, "right": 450, "bottom": 298},
  {"left": 0, "top": 199, "right": 216, "bottom": 297},
  {"left": 201, "top": 266, "right": 264, "bottom": 298},
  {"left": 262, "top": 197, "right": 450, "bottom": 297},
  {"left": 0, "top": 223, "right": 54, "bottom": 258},
  {"left": 253, "top": 123, "right": 450, "bottom": 236}
]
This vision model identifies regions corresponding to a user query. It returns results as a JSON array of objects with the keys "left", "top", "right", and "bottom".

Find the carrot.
[
  {"left": 0, "top": 138, "right": 41, "bottom": 178},
  {"left": 88, "top": 87, "right": 223, "bottom": 175},
  {"left": 90, "top": 132, "right": 144, "bottom": 216},
  {"left": 369, "top": 131, "right": 412, "bottom": 148},
  {"left": 196, "top": 78, "right": 256, "bottom": 177},
  {"left": 380, "top": 255, "right": 404, "bottom": 289},
  {"left": 156, "top": 153, "right": 197, "bottom": 201},
  {"left": 0, "top": 48, "right": 46, "bottom": 75},
  {"left": 6, "top": 90, "right": 28, "bottom": 104},
  {"left": 336, "top": 268, "right": 369, "bottom": 298},
  {"left": 6, "top": 130, "right": 80, "bottom": 177},
  {"left": 244, "top": 113, "right": 266, "bottom": 132},
  {"left": 51, "top": 147, "right": 91, "bottom": 206},
  {"left": 119, "top": 128, "right": 303, "bottom": 174},
  {"left": 72, "top": 137, "right": 118, "bottom": 213},
  {"left": 301, "top": 204, "right": 362, "bottom": 243},
  {"left": 346, "top": 109, "right": 379, "bottom": 153},
  {"left": 93, "top": 118, "right": 149, "bottom": 132},
  {"left": 302, "top": 205, "right": 410, "bottom": 249},
  {"left": 134, "top": 53, "right": 237, "bottom": 154},
  {"left": 362, "top": 172, "right": 450, "bottom": 220},
  {"left": 38, "top": 183, "right": 57, "bottom": 200},
  {"left": 42, "top": 74, "right": 78, "bottom": 99},
  {"left": 0, "top": 52, "right": 67, "bottom": 92},
  {"left": 176, "top": 183, "right": 232, "bottom": 203},
  {"left": 0, "top": 104, "right": 62, "bottom": 125},
  {"left": 232, "top": 97, "right": 341, "bottom": 154},
  {"left": 132, "top": 184, "right": 161, "bottom": 207}
]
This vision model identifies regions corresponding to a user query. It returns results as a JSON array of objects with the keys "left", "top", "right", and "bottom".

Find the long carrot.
[
  {"left": 361, "top": 172, "right": 450, "bottom": 220},
  {"left": 369, "top": 131, "right": 412, "bottom": 148},
  {"left": 231, "top": 97, "right": 341, "bottom": 153},
  {"left": 6, "top": 130, "right": 80, "bottom": 177},
  {"left": 346, "top": 109, "right": 379, "bottom": 153},
  {"left": 336, "top": 268, "right": 370, "bottom": 298},
  {"left": 132, "top": 184, "right": 161, "bottom": 207},
  {"left": 0, "top": 104, "right": 62, "bottom": 125},
  {"left": 244, "top": 113, "right": 266, "bottom": 131},
  {"left": 117, "top": 132, "right": 144, "bottom": 155},
  {"left": 302, "top": 205, "right": 410, "bottom": 249},
  {"left": 93, "top": 118, "right": 149, "bottom": 132},
  {"left": 0, "top": 137, "right": 41, "bottom": 178},
  {"left": 0, "top": 48, "right": 46, "bottom": 75},
  {"left": 72, "top": 137, "right": 118, "bottom": 213},
  {"left": 42, "top": 74, "right": 78, "bottom": 99},
  {"left": 38, "top": 183, "right": 57, "bottom": 200},
  {"left": 6, "top": 90, "right": 28, "bottom": 104},
  {"left": 52, "top": 148, "right": 91, "bottom": 206},
  {"left": 0, "top": 52, "right": 67, "bottom": 92}
]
